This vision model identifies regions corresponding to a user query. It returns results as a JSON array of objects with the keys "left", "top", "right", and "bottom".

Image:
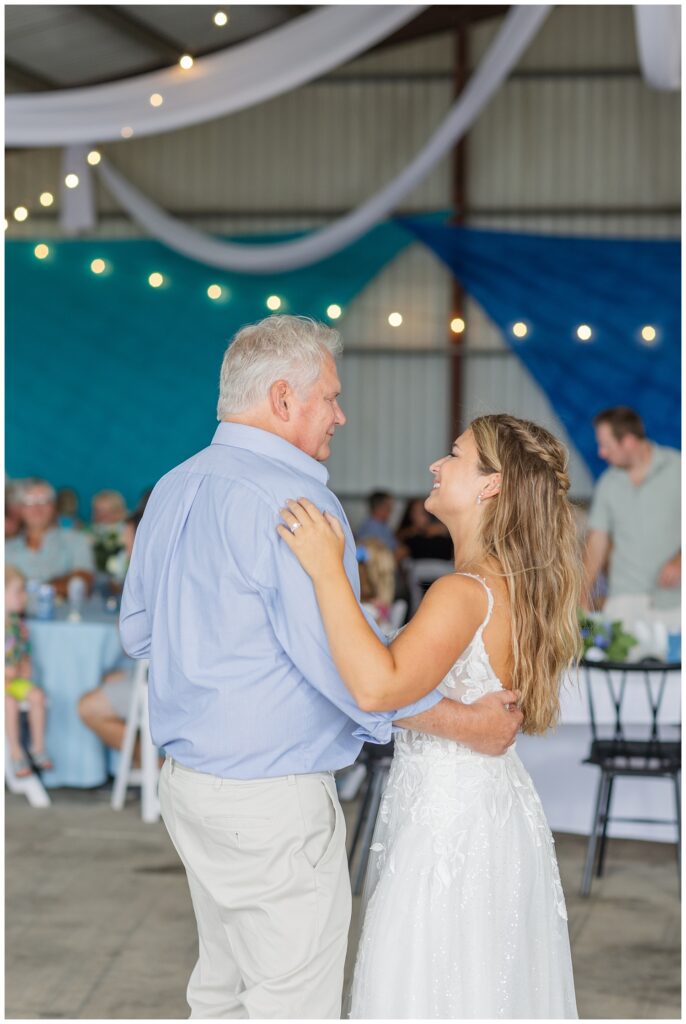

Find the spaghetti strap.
[{"left": 454, "top": 571, "right": 494, "bottom": 632}]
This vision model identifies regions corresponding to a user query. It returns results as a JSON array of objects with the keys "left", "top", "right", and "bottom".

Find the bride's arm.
[{"left": 277, "top": 499, "right": 486, "bottom": 711}]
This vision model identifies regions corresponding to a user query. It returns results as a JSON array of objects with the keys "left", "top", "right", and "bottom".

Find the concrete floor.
[{"left": 5, "top": 785, "right": 681, "bottom": 1020}]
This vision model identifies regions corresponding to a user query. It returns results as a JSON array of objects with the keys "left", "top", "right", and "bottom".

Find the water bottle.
[
  {"left": 25, "top": 579, "right": 41, "bottom": 618},
  {"left": 36, "top": 583, "right": 56, "bottom": 621},
  {"left": 67, "top": 575, "right": 86, "bottom": 616}
]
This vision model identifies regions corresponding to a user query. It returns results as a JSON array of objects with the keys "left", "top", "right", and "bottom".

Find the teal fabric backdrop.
[{"left": 6, "top": 223, "right": 414, "bottom": 515}]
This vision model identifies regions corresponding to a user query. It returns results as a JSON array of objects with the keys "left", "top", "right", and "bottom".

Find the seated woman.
[
  {"left": 78, "top": 510, "right": 141, "bottom": 759},
  {"left": 396, "top": 496, "right": 453, "bottom": 561},
  {"left": 5, "top": 478, "right": 94, "bottom": 598}
]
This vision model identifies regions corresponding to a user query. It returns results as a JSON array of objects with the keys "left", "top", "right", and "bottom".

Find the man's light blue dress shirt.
[{"left": 120, "top": 424, "right": 441, "bottom": 778}]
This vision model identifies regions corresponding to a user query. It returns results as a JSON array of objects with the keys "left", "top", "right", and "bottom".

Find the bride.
[{"left": 278, "top": 414, "right": 580, "bottom": 1019}]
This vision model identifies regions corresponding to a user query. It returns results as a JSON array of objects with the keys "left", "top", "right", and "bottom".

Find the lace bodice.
[{"left": 396, "top": 572, "right": 508, "bottom": 761}]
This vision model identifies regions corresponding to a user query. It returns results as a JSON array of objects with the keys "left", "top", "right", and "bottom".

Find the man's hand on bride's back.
[{"left": 461, "top": 690, "right": 523, "bottom": 756}]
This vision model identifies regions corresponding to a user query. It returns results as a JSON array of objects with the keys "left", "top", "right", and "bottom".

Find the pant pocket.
[{"left": 298, "top": 775, "right": 343, "bottom": 871}]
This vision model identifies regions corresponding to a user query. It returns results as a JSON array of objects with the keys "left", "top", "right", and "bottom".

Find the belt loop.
[{"left": 287, "top": 774, "right": 296, "bottom": 786}]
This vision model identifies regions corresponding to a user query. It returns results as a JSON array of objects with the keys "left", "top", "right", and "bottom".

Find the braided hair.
[{"left": 469, "top": 415, "right": 582, "bottom": 734}]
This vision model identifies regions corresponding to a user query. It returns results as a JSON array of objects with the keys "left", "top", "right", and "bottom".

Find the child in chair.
[{"left": 5, "top": 565, "right": 53, "bottom": 777}]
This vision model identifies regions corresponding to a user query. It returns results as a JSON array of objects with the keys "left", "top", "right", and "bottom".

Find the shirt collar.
[
  {"left": 645, "top": 443, "right": 668, "bottom": 479},
  {"left": 211, "top": 422, "right": 329, "bottom": 485}
]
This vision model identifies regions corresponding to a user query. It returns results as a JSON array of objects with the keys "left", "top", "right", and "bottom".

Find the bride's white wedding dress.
[{"left": 349, "top": 574, "right": 578, "bottom": 1019}]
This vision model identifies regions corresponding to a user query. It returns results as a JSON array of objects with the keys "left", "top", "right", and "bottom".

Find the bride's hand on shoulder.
[{"left": 277, "top": 498, "right": 346, "bottom": 580}]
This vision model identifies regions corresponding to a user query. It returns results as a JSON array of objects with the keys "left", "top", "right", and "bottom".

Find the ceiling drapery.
[{"left": 6, "top": 5, "right": 426, "bottom": 145}]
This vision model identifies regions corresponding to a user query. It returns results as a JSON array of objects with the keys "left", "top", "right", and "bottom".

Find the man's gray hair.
[
  {"left": 14, "top": 478, "right": 56, "bottom": 503},
  {"left": 217, "top": 315, "right": 343, "bottom": 419}
]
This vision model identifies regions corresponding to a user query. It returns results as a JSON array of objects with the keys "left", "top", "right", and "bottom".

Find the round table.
[{"left": 27, "top": 601, "right": 127, "bottom": 787}]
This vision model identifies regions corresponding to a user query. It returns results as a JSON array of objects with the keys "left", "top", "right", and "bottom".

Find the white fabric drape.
[
  {"left": 633, "top": 5, "right": 681, "bottom": 90},
  {"left": 6, "top": 6, "right": 425, "bottom": 146},
  {"left": 95, "top": 5, "right": 551, "bottom": 274}
]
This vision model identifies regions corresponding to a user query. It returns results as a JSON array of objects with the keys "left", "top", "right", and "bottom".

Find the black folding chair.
[
  {"left": 347, "top": 740, "right": 394, "bottom": 895},
  {"left": 579, "top": 658, "right": 681, "bottom": 896}
]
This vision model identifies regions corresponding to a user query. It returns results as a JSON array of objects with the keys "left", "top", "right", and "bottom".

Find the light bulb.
[
  {"left": 641, "top": 325, "right": 657, "bottom": 344},
  {"left": 39, "top": 192, "right": 54, "bottom": 207},
  {"left": 512, "top": 321, "right": 528, "bottom": 339},
  {"left": 207, "top": 285, "right": 222, "bottom": 300},
  {"left": 266, "top": 295, "right": 282, "bottom": 311},
  {"left": 4, "top": 218, "right": 8, "bottom": 231},
  {"left": 34, "top": 244, "right": 49, "bottom": 260},
  {"left": 327, "top": 304, "right": 342, "bottom": 320},
  {"left": 450, "top": 317, "right": 465, "bottom": 334},
  {"left": 91, "top": 259, "right": 106, "bottom": 274},
  {"left": 214, "top": 11, "right": 229, "bottom": 26},
  {"left": 179, "top": 55, "right": 194, "bottom": 70},
  {"left": 65, "top": 173, "right": 79, "bottom": 189},
  {"left": 576, "top": 324, "right": 592, "bottom": 342},
  {"left": 150, "top": 93, "right": 164, "bottom": 107},
  {"left": 121, "top": 126, "right": 134, "bottom": 138},
  {"left": 13, "top": 206, "right": 28, "bottom": 222},
  {"left": 149, "top": 272, "right": 164, "bottom": 288},
  {"left": 87, "top": 150, "right": 101, "bottom": 166},
  {"left": 388, "top": 312, "right": 403, "bottom": 327}
]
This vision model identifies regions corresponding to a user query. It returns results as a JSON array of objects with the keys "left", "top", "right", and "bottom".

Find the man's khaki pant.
[{"left": 159, "top": 757, "right": 351, "bottom": 1019}]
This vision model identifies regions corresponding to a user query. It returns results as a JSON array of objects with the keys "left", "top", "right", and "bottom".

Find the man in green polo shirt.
[{"left": 582, "top": 407, "right": 681, "bottom": 616}]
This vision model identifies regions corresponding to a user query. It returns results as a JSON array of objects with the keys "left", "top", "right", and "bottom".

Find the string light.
[
  {"left": 388, "top": 312, "right": 403, "bottom": 327},
  {"left": 65, "top": 173, "right": 79, "bottom": 189},
  {"left": 148, "top": 272, "right": 164, "bottom": 288},
  {"left": 207, "top": 284, "right": 222, "bottom": 300},
  {"left": 512, "top": 321, "right": 528, "bottom": 339},
  {"left": 121, "top": 127, "right": 134, "bottom": 138},
  {"left": 213, "top": 11, "right": 229, "bottom": 26},
  {"left": 179, "top": 55, "right": 194, "bottom": 70},
  {"left": 91, "top": 259, "right": 106, "bottom": 275},
  {"left": 39, "top": 192, "right": 54, "bottom": 207},
  {"left": 450, "top": 317, "right": 465, "bottom": 334},
  {"left": 150, "top": 93, "right": 164, "bottom": 107},
  {"left": 4, "top": 218, "right": 8, "bottom": 231},
  {"left": 266, "top": 295, "right": 282, "bottom": 311},
  {"left": 327, "top": 304, "right": 342, "bottom": 320},
  {"left": 13, "top": 206, "right": 28, "bottom": 222},
  {"left": 34, "top": 244, "right": 49, "bottom": 260},
  {"left": 641, "top": 325, "right": 657, "bottom": 344},
  {"left": 576, "top": 324, "right": 592, "bottom": 342},
  {"left": 87, "top": 150, "right": 101, "bottom": 166}
]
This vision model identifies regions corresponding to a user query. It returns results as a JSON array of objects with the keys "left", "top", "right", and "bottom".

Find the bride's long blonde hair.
[{"left": 469, "top": 415, "right": 582, "bottom": 735}]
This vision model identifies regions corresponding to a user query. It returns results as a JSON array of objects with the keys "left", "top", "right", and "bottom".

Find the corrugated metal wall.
[{"left": 5, "top": 6, "right": 679, "bottom": 517}]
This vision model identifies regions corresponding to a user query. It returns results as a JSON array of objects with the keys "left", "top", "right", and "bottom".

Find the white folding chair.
[
  {"left": 388, "top": 599, "right": 408, "bottom": 631},
  {"left": 111, "top": 660, "right": 160, "bottom": 823},
  {"left": 4, "top": 701, "right": 51, "bottom": 808}
]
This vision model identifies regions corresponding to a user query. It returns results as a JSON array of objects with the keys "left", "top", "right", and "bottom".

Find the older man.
[
  {"left": 120, "top": 315, "right": 520, "bottom": 1020},
  {"left": 5, "top": 478, "right": 94, "bottom": 596},
  {"left": 583, "top": 406, "right": 681, "bottom": 618}
]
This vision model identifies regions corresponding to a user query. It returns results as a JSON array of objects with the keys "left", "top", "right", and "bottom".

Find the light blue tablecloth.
[{"left": 27, "top": 603, "right": 126, "bottom": 787}]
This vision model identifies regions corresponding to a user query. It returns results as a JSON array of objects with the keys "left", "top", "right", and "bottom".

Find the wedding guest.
[
  {"left": 397, "top": 496, "right": 453, "bottom": 561},
  {"left": 5, "top": 485, "right": 22, "bottom": 540},
  {"left": 90, "top": 490, "right": 129, "bottom": 575},
  {"left": 356, "top": 490, "right": 398, "bottom": 551},
  {"left": 91, "top": 489, "right": 127, "bottom": 528},
  {"left": 55, "top": 487, "right": 82, "bottom": 529},
  {"left": 582, "top": 407, "right": 681, "bottom": 615},
  {"left": 5, "top": 478, "right": 94, "bottom": 597},
  {"left": 5, "top": 565, "right": 53, "bottom": 777},
  {"left": 358, "top": 539, "right": 396, "bottom": 630},
  {"left": 78, "top": 511, "right": 143, "bottom": 754}
]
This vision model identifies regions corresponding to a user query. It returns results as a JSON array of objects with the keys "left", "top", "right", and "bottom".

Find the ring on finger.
[{"left": 290, "top": 522, "right": 302, "bottom": 534}]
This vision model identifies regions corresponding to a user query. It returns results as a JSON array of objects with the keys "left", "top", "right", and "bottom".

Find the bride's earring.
[{"left": 476, "top": 493, "right": 483, "bottom": 506}]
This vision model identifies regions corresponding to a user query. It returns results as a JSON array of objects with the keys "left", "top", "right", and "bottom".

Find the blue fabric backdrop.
[
  {"left": 402, "top": 220, "right": 681, "bottom": 478},
  {"left": 6, "top": 223, "right": 414, "bottom": 514}
]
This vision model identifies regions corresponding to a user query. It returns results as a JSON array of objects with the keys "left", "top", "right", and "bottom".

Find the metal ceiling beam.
[
  {"left": 82, "top": 5, "right": 184, "bottom": 62},
  {"left": 372, "top": 5, "right": 509, "bottom": 51},
  {"left": 5, "top": 58, "right": 59, "bottom": 92}
]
